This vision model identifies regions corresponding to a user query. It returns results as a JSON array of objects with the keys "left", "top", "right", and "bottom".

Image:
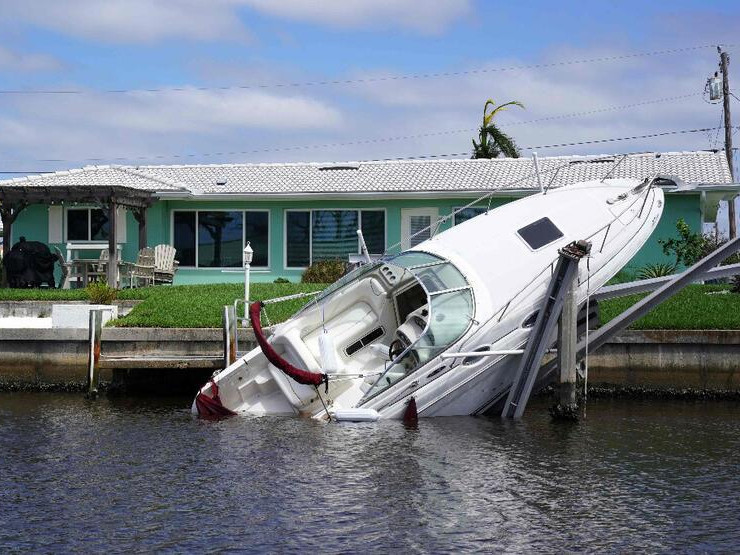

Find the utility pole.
[{"left": 719, "top": 47, "right": 736, "bottom": 238}]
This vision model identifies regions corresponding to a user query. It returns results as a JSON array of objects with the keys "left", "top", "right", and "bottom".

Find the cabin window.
[
  {"left": 453, "top": 206, "right": 487, "bottom": 226},
  {"left": 66, "top": 208, "right": 110, "bottom": 241},
  {"left": 171, "top": 210, "right": 269, "bottom": 268},
  {"left": 285, "top": 209, "right": 385, "bottom": 268},
  {"left": 517, "top": 217, "right": 563, "bottom": 250}
]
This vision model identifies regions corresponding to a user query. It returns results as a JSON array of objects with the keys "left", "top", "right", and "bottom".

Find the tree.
[{"left": 471, "top": 99, "right": 524, "bottom": 159}]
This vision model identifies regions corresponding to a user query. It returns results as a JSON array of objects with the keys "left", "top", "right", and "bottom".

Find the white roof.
[{"left": 0, "top": 151, "right": 732, "bottom": 197}]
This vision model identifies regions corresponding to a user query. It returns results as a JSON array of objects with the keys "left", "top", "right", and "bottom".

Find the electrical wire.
[
  {"left": 0, "top": 94, "right": 706, "bottom": 165},
  {"left": 0, "top": 44, "right": 732, "bottom": 96}
]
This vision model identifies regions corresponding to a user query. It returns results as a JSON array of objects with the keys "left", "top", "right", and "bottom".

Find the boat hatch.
[
  {"left": 516, "top": 217, "right": 564, "bottom": 250},
  {"left": 360, "top": 251, "right": 475, "bottom": 403}
]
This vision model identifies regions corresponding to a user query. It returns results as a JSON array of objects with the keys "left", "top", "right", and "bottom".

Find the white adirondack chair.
[
  {"left": 153, "top": 244, "right": 179, "bottom": 285},
  {"left": 122, "top": 247, "right": 155, "bottom": 288}
]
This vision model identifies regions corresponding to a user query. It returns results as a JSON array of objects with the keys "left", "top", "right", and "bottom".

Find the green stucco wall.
[{"left": 7, "top": 192, "right": 702, "bottom": 286}]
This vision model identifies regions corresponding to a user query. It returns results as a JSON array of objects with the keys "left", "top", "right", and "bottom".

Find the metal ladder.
[{"left": 501, "top": 240, "right": 591, "bottom": 419}]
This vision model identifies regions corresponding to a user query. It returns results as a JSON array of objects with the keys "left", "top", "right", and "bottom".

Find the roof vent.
[
  {"left": 318, "top": 165, "right": 360, "bottom": 171},
  {"left": 215, "top": 179, "right": 227, "bottom": 186}
]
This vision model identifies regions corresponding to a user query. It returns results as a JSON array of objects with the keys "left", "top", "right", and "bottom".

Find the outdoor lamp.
[{"left": 243, "top": 242, "right": 254, "bottom": 266}]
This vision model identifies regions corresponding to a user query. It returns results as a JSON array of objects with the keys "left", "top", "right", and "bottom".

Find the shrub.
[
  {"left": 273, "top": 277, "right": 291, "bottom": 284},
  {"left": 85, "top": 280, "right": 118, "bottom": 305},
  {"left": 732, "top": 275, "right": 740, "bottom": 294},
  {"left": 301, "top": 259, "right": 347, "bottom": 284},
  {"left": 637, "top": 263, "right": 677, "bottom": 280},
  {"left": 659, "top": 219, "right": 740, "bottom": 268}
]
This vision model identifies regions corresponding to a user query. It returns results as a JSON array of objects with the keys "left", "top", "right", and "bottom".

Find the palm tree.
[{"left": 472, "top": 99, "right": 524, "bottom": 159}]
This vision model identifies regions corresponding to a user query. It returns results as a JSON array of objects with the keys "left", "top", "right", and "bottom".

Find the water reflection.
[{"left": 0, "top": 394, "right": 738, "bottom": 552}]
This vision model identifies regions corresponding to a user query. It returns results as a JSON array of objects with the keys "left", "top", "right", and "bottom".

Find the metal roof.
[{"left": 0, "top": 151, "right": 732, "bottom": 197}]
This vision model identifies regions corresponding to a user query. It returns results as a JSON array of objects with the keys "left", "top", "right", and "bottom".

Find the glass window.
[
  {"left": 173, "top": 212, "right": 196, "bottom": 266},
  {"left": 361, "top": 210, "right": 385, "bottom": 254},
  {"left": 244, "top": 211, "right": 269, "bottom": 267},
  {"left": 66, "top": 208, "right": 109, "bottom": 241},
  {"left": 286, "top": 209, "right": 386, "bottom": 267},
  {"left": 198, "top": 211, "right": 243, "bottom": 268},
  {"left": 454, "top": 206, "right": 487, "bottom": 226},
  {"left": 67, "top": 209, "right": 89, "bottom": 241},
  {"left": 286, "top": 211, "right": 310, "bottom": 267},
  {"left": 312, "top": 210, "right": 358, "bottom": 262},
  {"left": 517, "top": 217, "right": 563, "bottom": 250},
  {"left": 409, "top": 215, "right": 431, "bottom": 247},
  {"left": 90, "top": 209, "right": 110, "bottom": 241},
  {"left": 414, "top": 262, "right": 468, "bottom": 293}
]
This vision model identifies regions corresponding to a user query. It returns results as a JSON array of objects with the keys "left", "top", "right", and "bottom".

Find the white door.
[{"left": 401, "top": 207, "right": 438, "bottom": 250}]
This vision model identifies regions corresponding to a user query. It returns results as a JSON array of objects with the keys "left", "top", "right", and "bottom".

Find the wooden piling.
[
  {"left": 86, "top": 309, "right": 103, "bottom": 399},
  {"left": 552, "top": 277, "right": 579, "bottom": 420},
  {"left": 222, "top": 305, "right": 238, "bottom": 368}
]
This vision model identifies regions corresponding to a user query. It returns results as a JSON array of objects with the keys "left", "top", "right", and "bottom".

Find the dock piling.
[
  {"left": 552, "top": 278, "right": 580, "bottom": 420},
  {"left": 223, "top": 305, "right": 238, "bottom": 368},
  {"left": 86, "top": 309, "right": 103, "bottom": 399}
]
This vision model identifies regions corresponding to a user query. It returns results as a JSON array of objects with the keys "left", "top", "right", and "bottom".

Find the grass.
[
  {"left": 3, "top": 282, "right": 740, "bottom": 330},
  {"left": 0, "top": 282, "right": 326, "bottom": 328},
  {"left": 112, "top": 283, "right": 326, "bottom": 328},
  {"left": 599, "top": 284, "right": 740, "bottom": 330}
]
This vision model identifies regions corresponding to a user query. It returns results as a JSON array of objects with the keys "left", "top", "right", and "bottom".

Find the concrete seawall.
[{"left": 0, "top": 327, "right": 738, "bottom": 392}]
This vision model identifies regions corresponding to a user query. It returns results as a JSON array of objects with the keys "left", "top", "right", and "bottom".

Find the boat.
[{"left": 193, "top": 177, "right": 664, "bottom": 420}]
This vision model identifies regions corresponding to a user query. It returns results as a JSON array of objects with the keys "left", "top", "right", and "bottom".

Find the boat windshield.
[{"left": 361, "top": 251, "right": 475, "bottom": 403}]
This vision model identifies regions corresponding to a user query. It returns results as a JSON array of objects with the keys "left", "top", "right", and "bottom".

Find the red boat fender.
[
  {"left": 195, "top": 380, "right": 236, "bottom": 418},
  {"left": 403, "top": 397, "right": 419, "bottom": 425}
]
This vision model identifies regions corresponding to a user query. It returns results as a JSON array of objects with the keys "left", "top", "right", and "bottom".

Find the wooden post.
[
  {"left": 87, "top": 309, "right": 103, "bottom": 399},
  {"left": 720, "top": 48, "right": 736, "bottom": 237},
  {"left": 1, "top": 202, "right": 27, "bottom": 287},
  {"left": 222, "top": 305, "right": 238, "bottom": 368},
  {"left": 107, "top": 198, "right": 117, "bottom": 288},
  {"left": 553, "top": 276, "right": 578, "bottom": 420},
  {"left": 134, "top": 207, "right": 147, "bottom": 251}
]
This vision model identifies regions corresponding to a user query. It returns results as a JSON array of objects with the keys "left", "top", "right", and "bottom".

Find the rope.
[{"left": 314, "top": 385, "right": 331, "bottom": 422}]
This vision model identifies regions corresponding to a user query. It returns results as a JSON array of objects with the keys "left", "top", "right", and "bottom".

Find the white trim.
[
  {"left": 283, "top": 208, "right": 387, "bottom": 271},
  {"left": 170, "top": 208, "right": 270, "bottom": 270}
]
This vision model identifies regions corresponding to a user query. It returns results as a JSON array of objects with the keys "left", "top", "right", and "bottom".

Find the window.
[
  {"left": 285, "top": 209, "right": 385, "bottom": 268},
  {"left": 67, "top": 208, "right": 110, "bottom": 241},
  {"left": 172, "top": 210, "right": 269, "bottom": 268},
  {"left": 453, "top": 206, "right": 487, "bottom": 226},
  {"left": 517, "top": 217, "right": 563, "bottom": 250}
]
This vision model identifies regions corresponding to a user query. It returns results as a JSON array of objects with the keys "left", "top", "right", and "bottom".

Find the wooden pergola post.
[
  {"left": 133, "top": 206, "right": 148, "bottom": 251},
  {"left": 107, "top": 198, "right": 118, "bottom": 288}
]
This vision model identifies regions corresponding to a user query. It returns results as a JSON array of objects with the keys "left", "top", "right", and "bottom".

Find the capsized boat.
[{"left": 193, "top": 178, "right": 664, "bottom": 420}]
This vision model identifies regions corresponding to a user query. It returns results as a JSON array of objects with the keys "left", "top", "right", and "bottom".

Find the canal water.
[{"left": 1, "top": 393, "right": 738, "bottom": 553}]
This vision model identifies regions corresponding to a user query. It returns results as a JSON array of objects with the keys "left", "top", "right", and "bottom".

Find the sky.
[{"left": 0, "top": 0, "right": 739, "bottom": 179}]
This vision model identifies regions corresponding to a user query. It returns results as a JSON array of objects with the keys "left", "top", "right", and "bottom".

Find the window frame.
[
  {"left": 169, "top": 209, "right": 270, "bottom": 269},
  {"left": 64, "top": 206, "right": 110, "bottom": 242},
  {"left": 283, "top": 208, "right": 387, "bottom": 270},
  {"left": 452, "top": 205, "right": 488, "bottom": 227}
]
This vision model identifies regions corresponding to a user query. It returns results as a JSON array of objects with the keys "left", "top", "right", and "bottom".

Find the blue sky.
[{"left": 0, "top": 0, "right": 738, "bottom": 175}]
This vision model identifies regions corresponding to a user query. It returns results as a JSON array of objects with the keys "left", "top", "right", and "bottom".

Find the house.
[{"left": 0, "top": 151, "right": 734, "bottom": 285}]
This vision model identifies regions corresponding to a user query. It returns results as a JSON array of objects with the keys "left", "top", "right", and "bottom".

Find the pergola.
[{"left": 0, "top": 185, "right": 157, "bottom": 287}]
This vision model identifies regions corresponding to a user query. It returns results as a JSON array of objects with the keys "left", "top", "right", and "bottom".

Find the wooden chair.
[
  {"left": 122, "top": 247, "right": 155, "bottom": 288},
  {"left": 153, "top": 244, "right": 179, "bottom": 285}
]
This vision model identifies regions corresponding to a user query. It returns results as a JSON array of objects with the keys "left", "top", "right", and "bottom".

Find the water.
[{"left": 1, "top": 393, "right": 739, "bottom": 553}]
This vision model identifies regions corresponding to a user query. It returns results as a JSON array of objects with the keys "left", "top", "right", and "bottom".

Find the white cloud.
[
  {"left": 0, "top": 0, "right": 250, "bottom": 43},
  {"left": 0, "top": 0, "right": 471, "bottom": 44},
  {"left": 0, "top": 46, "right": 62, "bottom": 72},
  {"left": 241, "top": 0, "right": 472, "bottom": 33}
]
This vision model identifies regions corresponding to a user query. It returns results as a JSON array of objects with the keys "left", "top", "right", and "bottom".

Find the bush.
[
  {"left": 637, "top": 263, "right": 677, "bottom": 280},
  {"left": 301, "top": 259, "right": 347, "bottom": 284},
  {"left": 85, "top": 280, "right": 118, "bottom": 305},
  {"left": 273, "top": 277, "right": 291, "bottom": 284},
  {"left": 659, "top": 219, "right": 740, "bottom": 267}
]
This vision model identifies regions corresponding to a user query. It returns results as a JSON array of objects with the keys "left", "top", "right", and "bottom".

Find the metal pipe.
[{"left": 532, "top": 152, "right": 544, "bottom": 193}]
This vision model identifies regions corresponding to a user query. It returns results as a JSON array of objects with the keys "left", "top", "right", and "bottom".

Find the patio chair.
[
  {"left": 153, "top": 244, "right": 179, "bottom": 285},
  {"left": 122, "top": 247, "right": 155, "bottom": 288}
]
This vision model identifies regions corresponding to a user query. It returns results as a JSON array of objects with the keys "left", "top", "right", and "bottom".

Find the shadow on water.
[{"left": 0, "top": 392, "right": 738, "bottom": 552}]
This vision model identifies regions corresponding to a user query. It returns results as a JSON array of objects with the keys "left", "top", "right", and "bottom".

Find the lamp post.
[{"left": 243, "top": 242, "right": 253, "bottom": 317}]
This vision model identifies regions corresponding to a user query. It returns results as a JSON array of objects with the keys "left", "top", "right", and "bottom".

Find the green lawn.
[
  {"left": 599, "top": 284, "right": 740, "bottom": 330},
  {"left": 2, "top": 282, "right": 740, "bottom": 330},
  {"left": 0, "top": 283, "right": 326, "bottom": 328}
]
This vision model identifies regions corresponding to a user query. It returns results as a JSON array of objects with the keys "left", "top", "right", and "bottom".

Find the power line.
[
  {"left": 0, "top": 93, "right": 704, "bottom": 164},
  {"left": 0, "top": 44, "right": 732, "bottom": 96}
]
